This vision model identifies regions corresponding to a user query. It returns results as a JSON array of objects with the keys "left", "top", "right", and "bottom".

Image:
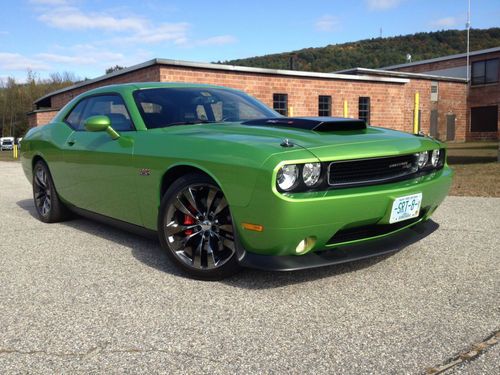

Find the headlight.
[
  {"left": 431, "top": 149, "right": 440, "bottom": 167},
  {"left": 277, "top": 164, "right": 299, "bottom": 191},
  {"left": 416, "top": 152, "right": 429, "bottom": 169},
  {"left": 302, "top": 163, "right": 321, "bottom": 187}
]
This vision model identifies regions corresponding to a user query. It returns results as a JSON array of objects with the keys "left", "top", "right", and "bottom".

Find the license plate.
[{"left": 389, "top": 193, "right": 422, "bottom": 224}]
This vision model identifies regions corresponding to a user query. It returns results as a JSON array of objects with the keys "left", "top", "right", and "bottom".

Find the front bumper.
[
  {"left": 238, "top": 219, "right": 438, "bottom": 271},
  {"left": 231, "top": 165, "right": 452, "bottom": 259}
]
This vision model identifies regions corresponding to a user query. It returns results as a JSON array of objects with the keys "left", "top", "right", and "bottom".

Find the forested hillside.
[{"left": 222, "top": 28, "right": 500, "bottom": 72}]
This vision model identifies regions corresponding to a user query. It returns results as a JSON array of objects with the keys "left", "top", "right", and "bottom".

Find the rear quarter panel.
[{"left": 21, "top": 123, "right": 72, "bottom": 187}]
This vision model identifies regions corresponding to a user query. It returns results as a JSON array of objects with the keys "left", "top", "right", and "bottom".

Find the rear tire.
[
  {"left": 33, "top": 160, "right": 70, "bottom": 223},
  {"left": 158, "top": 173, "right": 241, "bottom": 280}
]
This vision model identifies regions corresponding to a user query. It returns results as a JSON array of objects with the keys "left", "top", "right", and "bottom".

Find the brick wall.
[
  {"left": 50, "top": 66, "right": 160, "bottom": 109},
  {"left": 28, "top": 110, "right": 60, "bottom": 127},
  {"left": 159, "top": 66, "right": 467, "bottom": 140},
  {"left": 467, "top": 51, "right": 500, "bottom": 141},
  {"left": 391, "top": 51, "right": 500, "bottom": 141},
  {"left": 29, "top": 63, "right": 468, "bottom": 141}
]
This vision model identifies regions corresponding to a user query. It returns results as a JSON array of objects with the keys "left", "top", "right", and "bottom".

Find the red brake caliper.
[{"left": 184, "top": 215, "right": 194, "bottom": 235}]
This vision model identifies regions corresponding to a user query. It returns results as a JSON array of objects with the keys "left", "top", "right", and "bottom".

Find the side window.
[
  {"left": 273, "top": 93, "right": 288, "bottom": 116},
  {"left": 358, "top": 97, "right": 371, "bottom": 124},
  {"left": 238, "top": 101, "right": 266, "bottom": 120},
  {"left": 65, "top": 100, "right": 88, "bottom": 130},
  {"left": 81, "top": 95, "right": 134, "bottom": 131},
  {"left": 318, "top": 95, "right": 332, "bottom": 116}
]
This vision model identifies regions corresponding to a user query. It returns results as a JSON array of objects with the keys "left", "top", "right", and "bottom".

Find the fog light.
[{"left": 295, "top": 236, "right": 316, "bottom": 254}]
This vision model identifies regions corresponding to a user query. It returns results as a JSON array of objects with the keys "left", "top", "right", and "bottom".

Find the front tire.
[
  {"left": 158, "top": 173, "right": 240, "bottom": 280},
  {"left": 33, "top": 160, "right": 70, "bottom": 223}
]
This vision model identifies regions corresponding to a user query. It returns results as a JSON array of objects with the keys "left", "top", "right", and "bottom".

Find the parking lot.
[{"left": 0, "top": 160, "right": 498, "bottom": 374}]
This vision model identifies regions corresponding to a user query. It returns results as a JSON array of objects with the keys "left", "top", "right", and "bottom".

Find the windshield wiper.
[{"left": 165, "top": 120, "right": 217, "bottom": 126}]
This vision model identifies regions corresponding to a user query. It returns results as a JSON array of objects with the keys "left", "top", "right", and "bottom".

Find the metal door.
[
  {"left": 430, "top": 110, "right": 438, "bottom": 137},
  {"left": 446, "top": 114, "right": 456, "bottom": 141}
]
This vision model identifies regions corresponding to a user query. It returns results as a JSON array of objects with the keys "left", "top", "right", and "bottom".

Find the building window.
[
  {"left": 471, "top": 59, "right": 499, "bottom": 85},
  {"left": 273, "top": 93, "right": 288, "bottom": 116},
  {"left": 358, "top": 97, "right": 370, "bottom": 124},
  {"left": 471, "top": 106, "right": 498, "bottom": 132},
  {"left": 318, "top": 96, "right": 332, "bottom": 116},
  {"left": 430, "top": 82, "right": 438, "bottom": 102}
]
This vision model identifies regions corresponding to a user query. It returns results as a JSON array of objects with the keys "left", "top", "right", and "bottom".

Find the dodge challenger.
[{"left": 21, "top": 83, "right": 452, "bottom": 279}]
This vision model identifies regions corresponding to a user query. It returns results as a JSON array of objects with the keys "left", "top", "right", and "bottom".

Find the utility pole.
[{"left": 466, "top": 0, "right": 471, "bottom": 82}]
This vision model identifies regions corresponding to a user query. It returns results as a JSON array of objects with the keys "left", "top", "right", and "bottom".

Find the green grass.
[{"left": 0, "top": 150, "right": 20, "bottom": 162}]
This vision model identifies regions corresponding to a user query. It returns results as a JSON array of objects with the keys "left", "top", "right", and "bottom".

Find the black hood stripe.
[{"left": 242, "top": 117, "right": 367, "bottom": 132}]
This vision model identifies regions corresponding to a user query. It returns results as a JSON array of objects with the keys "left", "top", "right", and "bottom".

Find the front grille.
[
  {"left": 327, "top": 212, "right": 426, "bottom": 245},
  {"left": 328, "top": 154, "right": 418, "bottom": 188}
]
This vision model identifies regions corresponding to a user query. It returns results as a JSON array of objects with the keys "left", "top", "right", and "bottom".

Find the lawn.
[
  {"left": 0, "top": 150, "right": 19, "bottom": 162},
  {"left": 447, "top": 142, "right": 500, "bottom": 198}
]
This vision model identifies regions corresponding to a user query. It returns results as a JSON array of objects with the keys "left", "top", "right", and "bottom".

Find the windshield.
[{"left": 133, "top": 87, "right": 280, "bottom": 129}]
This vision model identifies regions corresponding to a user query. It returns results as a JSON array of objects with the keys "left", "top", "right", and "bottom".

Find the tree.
[
  {"left": 105, "top": 65, "right": 126, "bottom": 74},
  {"left": 0, "top": 71, "right": 78, "bottom": 137},
  {"left": 221, "top": 28, "right": 500, "bottom": 73}
]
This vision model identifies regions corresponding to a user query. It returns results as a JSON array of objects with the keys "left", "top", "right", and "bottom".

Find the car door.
[{"left": 61, "top": 94, "right": 141, "bottom": 225}]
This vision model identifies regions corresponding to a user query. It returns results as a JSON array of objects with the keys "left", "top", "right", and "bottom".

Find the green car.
[{"left": 21, "top": 83, "right": 452, "bottom": 279}]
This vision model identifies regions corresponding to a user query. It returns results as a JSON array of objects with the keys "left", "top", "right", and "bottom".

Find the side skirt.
[{"left": 67, "top": 204, "right": 158, "bottom": 241}]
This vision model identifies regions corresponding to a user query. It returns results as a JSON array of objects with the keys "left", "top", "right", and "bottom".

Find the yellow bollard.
[
  {"left": 413, "top": 92, "right": 420, "bottom": 134},
  {"left": 13, "top": 144, "right": 18, "bottom": 159},
  {"left": 343, "top": 100, "right": 348, "bottom": 118},
  {"left": 288, "top": 106, "right": 294, "bottom": 117}
]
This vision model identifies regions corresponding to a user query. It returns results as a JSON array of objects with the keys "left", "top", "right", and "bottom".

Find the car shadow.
[
  {"left": 16, "top": 198, "right": 183, "bottom": 278},
  {"left": 16, "top": 199, "right": 439, "bottom": 289}
]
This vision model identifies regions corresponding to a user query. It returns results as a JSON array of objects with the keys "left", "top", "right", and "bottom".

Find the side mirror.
[{"left": 84, "top": 115, "right": 120, "bottom": 140}]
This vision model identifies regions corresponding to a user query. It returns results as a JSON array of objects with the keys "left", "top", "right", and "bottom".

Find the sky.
[{"left": 0, "top": 0, "right": 499, "bottom": 82}]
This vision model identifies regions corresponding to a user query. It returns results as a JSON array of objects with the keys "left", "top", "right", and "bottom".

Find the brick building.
[
  {"left": 383, "top": 47, "right": 500, "bottom": 141},
  {"left": 29, "top": 58, "right": 468, "bottom": 141}
]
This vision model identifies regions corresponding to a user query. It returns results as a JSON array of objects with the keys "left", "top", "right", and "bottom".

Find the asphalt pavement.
[{"left": 0, "top": 161, "right": 498, "bottom": 374}]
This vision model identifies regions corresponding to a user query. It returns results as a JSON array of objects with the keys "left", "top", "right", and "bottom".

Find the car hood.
[{"left": 155, "top": 122, "right": 441, "bottom": 162}]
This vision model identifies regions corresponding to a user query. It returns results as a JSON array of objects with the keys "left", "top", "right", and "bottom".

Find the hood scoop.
[{"left": 242, "top": 117, "right": 367, "bottom": 132}]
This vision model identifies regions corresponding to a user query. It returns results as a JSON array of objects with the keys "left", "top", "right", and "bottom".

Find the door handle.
[{"left": 67, "top": 140, "right": 76, "bottom": 146}]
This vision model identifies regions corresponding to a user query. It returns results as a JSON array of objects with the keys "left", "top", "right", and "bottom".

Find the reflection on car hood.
[{"left": 154, "top": 122, "right": 440, "bottom": 162}]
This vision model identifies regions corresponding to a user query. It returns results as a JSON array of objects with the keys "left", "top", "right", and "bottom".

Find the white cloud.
[
  {"left": 366, "top": 0, "right": 403, "bottom": 10},
  {"left": 38, "top": 6, "right": 146, "bottom": 32},
  {"left": 196, "top": 35, "right": 237, "bottom": 46},
  {"left": 138, "top": 23, "right": 190, "bottom": 44},
  {"left": 36, "top": 51, "right": 124, "bottom": 65},
  {"left": 430, "top": 17, "right": 459, "bottom": 28},
  {"left": 36, "top": 4, "right": 193, "bottom": 46},
  {"left": 0, "top": 52, "right": 51, "bottom": 71},
  {"left": 17, "top": 1, "right": 239, "bottom": 78},
  {"left": 315, "top": 15, "right": 339, "bottom": 32}
]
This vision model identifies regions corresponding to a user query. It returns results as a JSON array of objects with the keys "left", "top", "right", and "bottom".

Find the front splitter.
[{"left": 238, "top": 220, "right": 439, "bottom": 271}]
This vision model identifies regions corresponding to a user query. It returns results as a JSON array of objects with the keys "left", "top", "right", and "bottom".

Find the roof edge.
[
  {"left": 34, "top": 58, "right": 409, "bottom": 105},
  {"left": 335, "top": 67, "right": 468, "bottom": 82},
  {"left": 382, "top": 46, "right": 500, "bottom": 70},
  {"left": 34, "top": 59, "right": 159, "bottom": 105}
]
